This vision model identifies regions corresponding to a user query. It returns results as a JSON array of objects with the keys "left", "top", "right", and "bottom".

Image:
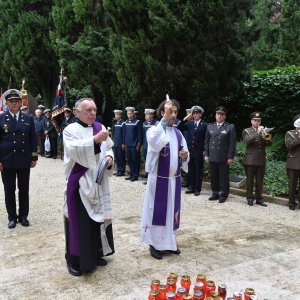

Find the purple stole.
[
  {"left": 66, "top": 122, "right": 102, "bottom": 256},
  {"left": 152, "top": 127, "right": 182, "bottom": 230}
]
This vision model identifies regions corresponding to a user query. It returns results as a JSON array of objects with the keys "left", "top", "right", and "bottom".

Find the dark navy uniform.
[
  {"left": 113, "top": 119, "right": 126, "bottom": 175},
  {"left": 142, "top": 119, "right": 157, "bottom": 160},
  {"left": 186, "top": 119, "right": 207, "bottom": 193},
  {"left": 123, "top": 118, "right": 142, "bottom": 180},
  {"left": 0, "top": 111, "right": 38, "bottom": 222},
  {"left": 204, "top": 121, "right": 236, "bottom": 200}
]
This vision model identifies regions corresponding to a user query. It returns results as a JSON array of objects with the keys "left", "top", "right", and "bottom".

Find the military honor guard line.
[{"left": 0, "top": 89, "right": 299, "bottom": 277}]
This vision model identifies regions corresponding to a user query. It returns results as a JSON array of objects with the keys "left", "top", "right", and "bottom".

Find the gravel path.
[{"left": 0, "top": 157, "right": 300, "bottom": 299}]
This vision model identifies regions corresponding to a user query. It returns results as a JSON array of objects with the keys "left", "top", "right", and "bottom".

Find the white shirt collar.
[{"left": 9, "top": 111, "right": 20, "bottom": 119}]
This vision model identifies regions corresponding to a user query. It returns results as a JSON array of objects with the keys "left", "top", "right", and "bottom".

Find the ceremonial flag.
[{"left": 54, "top": 73, "right": 66, "bottom": 108}]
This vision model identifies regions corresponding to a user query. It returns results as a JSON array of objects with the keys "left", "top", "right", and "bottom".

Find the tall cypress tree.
[
  {"left": 0, "top": 0, "right": 58, "bottom": 103},
  {"left": 51, "top": 0, "right": 116, "bottom": 122},
  {"left": 104, "top": 0, "right": 252, "bottom": 114},
  {"left": 277, "top": 0, "right": 300, "bottom": 65}
]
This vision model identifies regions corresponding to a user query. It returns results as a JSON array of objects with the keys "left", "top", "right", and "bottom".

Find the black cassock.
[{"left": 64, "top": 186, "right": 115, "bottom": 272}]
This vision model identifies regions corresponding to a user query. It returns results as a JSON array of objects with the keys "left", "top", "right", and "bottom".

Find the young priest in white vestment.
[{"left": 140, "top": 97, "right": 189, "bottom": 259}]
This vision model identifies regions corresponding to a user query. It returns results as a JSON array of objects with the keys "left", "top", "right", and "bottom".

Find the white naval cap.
[
  {"left": 113, "top": 109, "right": 123, "bottom": 114},
  {"left": 294, "top": 118, "right": 300, "bottom": 128},
  {"left": 191, "top": 105, "right": 204, "bottom": 113},
  {"left": 2, "top": 89, "right": 22, "bottom": 101},
  {"left": 144, "top": 108, "right": 155, "bottom": 114},
  {"left": 125, "top": 106, "right": 135, "bottom": 112},
  {"left": 186, "top": 108, "right": 192, "bottom": 114},
  {"left": 37, "top": 104, "right": 45, "bottom": 109}
]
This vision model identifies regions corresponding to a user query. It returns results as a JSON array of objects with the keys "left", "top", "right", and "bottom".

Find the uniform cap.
[
  {"left": 134, "top": 110, "right": 138, "bottom": 114},
  {"left": 125, "top": 106, "right": 135, "bottom": 112},
  {"left": 20, "top": 106, "right": 28, "bottom": 111},
  {"left": 113, "top": 109, "right": 123, "bottom": 114},
  {"left": 2, "top": 89, "right": 22, "bottom": 101},
  {"left": 191, "top": 105, "right": 204, "bottom": 113},
  {"left": 294, "top": 118, "right": 300, "bottom": 128},
  {"left": 215, "top": 106, "right": 227, "bottom": 114},
  {"left": 250, "top": 111, "right": 262, "bottom": 119},
  {"left": 186, "top": 108, "right": 192, "bottom": 114},
  {"left": 37, "top": 105, "right": 45, "bottom": 109},
  {"left": 144, "top": 108, "right": 155, "bottom": 114},
  {"left": 44, "top": 109, "right": 51, "bottom": 113},
  {"left": 64, "top": 107, "right": 72, "bottom": 113}
]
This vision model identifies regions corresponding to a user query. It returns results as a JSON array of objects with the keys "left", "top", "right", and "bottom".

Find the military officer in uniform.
[
  {"left": 285, "top": 114, "right": 300, "bottom": 210},
  {"left": 123, "top": 106, "right": 142, "bottom": 181},
  {"left": 185, "top": 106, "right": 207, "bottom": 196},
  {"left": 204, "top": 106, "right": 236, "bottom": 203},
  {"left": 0, "top": 89, "right": 38, "bottom": 229},
  {"left": 112, "top": 109, "right": 126, "bottom": 176},
  {"left": 242, "top": 112, "right": 271, "bottom": 207}
]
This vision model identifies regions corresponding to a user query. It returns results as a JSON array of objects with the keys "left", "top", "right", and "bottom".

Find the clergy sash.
[
  {"left": 66, "top": 122, "right": 102, "bottom": 256},
  {"left": 152, "top": 127, "right": 182, "bottom": 230}
]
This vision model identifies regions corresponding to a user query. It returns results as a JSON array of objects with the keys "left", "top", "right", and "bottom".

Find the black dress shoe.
[
  {"left": 125, "top": 176, "right": 133, "bottom": 180},
  {"left": 256, "top": 200, "right": 267, "bottom": 207},
  {"left": 168, "top": 248, "right": 181, "bottom": 255},
  {"left": 143, "top": 181, "right": 147, "bottom": 185},
  {"left": 116, "top": 173, "right": 125, "bottom": 177},
  {"left": 247, "top": 200, "right": 254, "bottom": 206},
  {"left": 289, "top": 205, "right": 296, "bottom": 210},
  {"left": 97, "top": 257, "right": 108, "bottom": 266},
  {"left": 219, "top": 197, "right": 227, "bottom": 203},
  {"left": 130, "top": 177, "right": 138, "bottom": 182},
  {"left": 194, "top": 191, "right": 200, "bottom": 196},
  {"left": 185, "top": 190, "right": 195, "bottom": 194},
  {"left": 150, "top": 245, "right": 162, "bottom": 260},
  {"left": 208, "top": 195, "right": 219, "bottom": 200},
  {"left": 52, "top": 156, "right": 57, "bottom": 159},
  {"left": 8, "top": 220, "right": 17, "bottom": 229},
  {"left": 68, "top": 264, "right": 82, "bottom": 276},
  {"left": 19, "top": 217, "right": 30, "bottom": 227}
]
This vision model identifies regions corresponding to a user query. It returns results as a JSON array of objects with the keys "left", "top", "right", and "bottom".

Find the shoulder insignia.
[{"left": 287, "top": 131, "right": 295, "bottom": 139}]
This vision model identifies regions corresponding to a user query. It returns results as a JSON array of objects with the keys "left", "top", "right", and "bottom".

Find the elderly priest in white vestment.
[
  {"left": 63, "top": 98, "right": 115, "bottom": 276},
  {"left": 140, "top": 97, "right": 189, "bottom": 260}
]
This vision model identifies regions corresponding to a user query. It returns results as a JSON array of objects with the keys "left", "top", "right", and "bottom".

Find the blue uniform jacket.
[
  {"left": 123, "top": 118, "right": 142, "bottom": 147},
  {"left": 0, "top": 112, "right": 38, "bottom": 169},
  {"left": 113, "top": 120, "right": 125, "bottom": 148},
  {"left": 185, "top": 120, "right": 207, "bottom": 156},
  {"left": 142, "top": 119, "right": 157, "bottom": 148}
]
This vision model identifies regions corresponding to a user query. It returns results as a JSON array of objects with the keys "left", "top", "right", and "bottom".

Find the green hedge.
[{"left": 228, "top": 66, "right": 300, "bottom": 161}]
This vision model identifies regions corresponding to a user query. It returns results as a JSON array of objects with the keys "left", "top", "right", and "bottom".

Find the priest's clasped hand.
[
  {"left": 179, "top": 150, "right": 188, "bottom": 159},
  {"left": 94, "top": 130, "right": 108, "bottom": 144}
]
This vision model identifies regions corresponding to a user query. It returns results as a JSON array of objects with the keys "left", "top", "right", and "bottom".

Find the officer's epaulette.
[
  {"left": 244, "top": 128, "right": 251, "bottom": 135},
  {"left": 287, "top": 130, "right": 296, "bottom": 139}
]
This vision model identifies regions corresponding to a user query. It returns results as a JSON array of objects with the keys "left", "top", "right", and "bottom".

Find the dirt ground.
[{"left": 0, "top": 157, "right": 300, "bottom": 300}]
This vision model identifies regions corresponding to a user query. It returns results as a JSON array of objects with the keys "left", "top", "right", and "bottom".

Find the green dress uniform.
[
  {"left": 242, "top": 127, "right": 271, "bottom": 205},
  {"left": 285, "top": 128, "right": 300, "bottom": 210}
]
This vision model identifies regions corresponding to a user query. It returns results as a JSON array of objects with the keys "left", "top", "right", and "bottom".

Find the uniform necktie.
[
  {"left": 194, "top": 122, "right": 197, "bottom": 129},
  {"left": 13, "top": 114, "right": 17, "bottom": 125}
]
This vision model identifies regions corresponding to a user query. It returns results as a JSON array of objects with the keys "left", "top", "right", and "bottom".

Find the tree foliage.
[
  {"left": 0, "top": 0, "right": 58, "bottom": 104},
  {"left": 104, "top": 0, "right": 252, "bottom": 115}
]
